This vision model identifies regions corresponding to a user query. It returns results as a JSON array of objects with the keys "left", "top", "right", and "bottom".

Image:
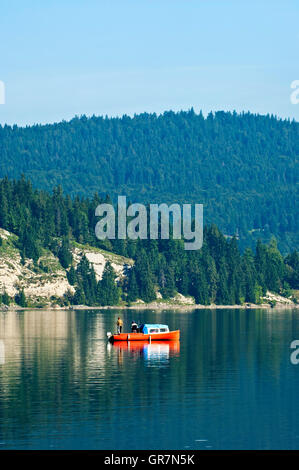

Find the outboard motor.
[{"left": 106, "top": 332, "right": 114, "bottom": 343}]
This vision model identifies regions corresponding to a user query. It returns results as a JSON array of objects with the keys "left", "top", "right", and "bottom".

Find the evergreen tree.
[
  {"left": 73, "top": 285, "right": 85, "bottom": 305},
  {"left": 2, "top": 291, "right": 10, "bottom": 305},
  {"left": 255, "top": 239, "right": 268, "bottom": 294},
  {"left": 67, "top": 265, "right": 77, "bottom": 285},
  {"left": 15, "top": 288, "right": 27, "bottom": 307},
  {"left": 75, "top": 255, "right": 97, "bottom": 305},
  {"left": 19, "top": 227, "right": 40, "bottom": 263},
  {"left": 160, "top": 263, "right": 176, "bottom": 299},
  {"left": 216, "top": 258, "right": 231, "bottom": 304},
  {"left": 265, "top": 238, "right": 285, "bottom": 292},
  {"left": 134, "top": 250, "right": 156, "bottom": 303},
  {"left": 58, "top": 237, "right": 73, "bottom": 269},
  {"left": 191, "top": 269, "right": 209, "bottom": 305},
  {"left": 284, "top": 251, "right": 299, "bottom": 289},
  {"left": 127, "top": 267, "right": 139, "bottom": 302},
  {"left": 97, "top": 261, "right": 120, "bottom": 306}
]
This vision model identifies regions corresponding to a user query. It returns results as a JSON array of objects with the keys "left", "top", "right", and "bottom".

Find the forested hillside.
[
  {"left": 0, "top": 110, "right": 298, "bottom": 252},
  {"left": 0, "top": 177, "right": 298, "bottom": 307}
]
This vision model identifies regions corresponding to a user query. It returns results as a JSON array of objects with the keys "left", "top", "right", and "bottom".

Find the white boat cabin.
[{"left": 141, "top": 324, "right": 170, "bottom": 334}]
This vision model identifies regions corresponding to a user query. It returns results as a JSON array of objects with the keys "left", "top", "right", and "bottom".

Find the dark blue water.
[{"left": 0, "top": 308, "right": 299, "bottom": 450}]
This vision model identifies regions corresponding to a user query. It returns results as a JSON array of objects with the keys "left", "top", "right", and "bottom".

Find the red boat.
[{"left": 107, "top": 323, "right": 180, "bottom": 342}]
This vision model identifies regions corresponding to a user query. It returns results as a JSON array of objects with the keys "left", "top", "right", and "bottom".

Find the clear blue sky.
[{"left": 0, "top": 0, "right": 298, "bottom": 126}]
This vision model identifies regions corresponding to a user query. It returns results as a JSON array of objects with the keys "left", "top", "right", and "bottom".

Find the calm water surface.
[{"left": 0, "top": 308, "right": 299, "bottom": 450}]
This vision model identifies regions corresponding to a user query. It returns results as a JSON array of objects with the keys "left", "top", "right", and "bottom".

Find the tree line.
[{"left": 0, "top": 176, "right": 298, "bottom": 307}]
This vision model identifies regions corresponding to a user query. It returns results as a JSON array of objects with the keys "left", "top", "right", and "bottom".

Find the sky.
[{"left": 0, "top": 0, "right": 298, "bottom": 126}]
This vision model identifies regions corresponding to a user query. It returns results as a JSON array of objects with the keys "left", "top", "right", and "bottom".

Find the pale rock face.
[
  {"left": 85, "top": 252, "right": 107, "bottom": 279},
  {"left": 72, "top": 248, "right": 132, "bottom": 281},
  {"left": 264, "top": 291, "right": 293, "bottom": 304},
  {"left": 0, "top": 229, "right": 132, "bottom": 302},
  {"left": 0, "top": 252, "right": 24, "bottom": 297},
  {"left": 173, "top": 293, "right": 195, "bottom": 305},
  {"left": 0, "top": 229, "right": 11, "bottom": 240},
  {"left": 155, "top": 292, "right": 195, "bottom": 304},
  {"left": 72, "top": 248, "right": 129, "bottom": 281},
  {"left": 0, "top": 249, "right": 73, "bottom": 299},
  {"left": 24, "top": 279, "right": 74, "bottom": 299}
]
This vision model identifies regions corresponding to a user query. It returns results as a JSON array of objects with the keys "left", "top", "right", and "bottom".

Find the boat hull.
[
  {"left": 112, "top": 340, "right": 180, "bottom": 354},
  {"left": 110, "top": 330, "right": 180, "bottom": 342}
]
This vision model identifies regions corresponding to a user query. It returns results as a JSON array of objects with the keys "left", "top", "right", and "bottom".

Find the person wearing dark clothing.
[{"left": 131, "top": 321, "right": 138, "bottom": 333}]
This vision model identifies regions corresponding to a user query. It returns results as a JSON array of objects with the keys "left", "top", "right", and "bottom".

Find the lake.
[{"left": 0, "top": 308, "right": 299, "bottom": 450}]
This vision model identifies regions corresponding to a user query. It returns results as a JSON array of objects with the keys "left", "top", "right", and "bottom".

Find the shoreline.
[
  {"left": 1, "top": 301, "right": 298, "bottom": 312},
  {"left": 67, "top": 302, "right": 298, "bottom": 311}
]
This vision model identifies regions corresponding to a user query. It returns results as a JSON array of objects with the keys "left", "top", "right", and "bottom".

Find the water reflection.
[
  {"left": 111, "top": 341, "right": 180, "bottom": 367},
  {"left": 0, "top": 340, "right": 4, "bottom": 365},
  {"left": 0, "top": 308, "right": 298, "bottom": 450}
]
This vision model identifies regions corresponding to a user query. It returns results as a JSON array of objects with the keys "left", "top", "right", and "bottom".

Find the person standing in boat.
[
  {"left": 131, "top": 321, "right": 138, "bottom": 333},
  {"left": 116, "top": 317, "right": 123, "bottom": 334}
]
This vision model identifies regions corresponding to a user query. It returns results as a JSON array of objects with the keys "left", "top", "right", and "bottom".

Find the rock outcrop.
[{"left": 0, "top": 229, "right": 133, "bottom": 304}]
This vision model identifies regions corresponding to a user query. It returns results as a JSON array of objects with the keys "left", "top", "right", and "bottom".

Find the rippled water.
[{"left": 0, "top": 308, "right": 299, "bottom": 450}]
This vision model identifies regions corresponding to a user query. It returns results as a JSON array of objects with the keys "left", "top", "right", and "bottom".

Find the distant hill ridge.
[{"left": 0, "top": 110, "right": 298, "bottom": 252}]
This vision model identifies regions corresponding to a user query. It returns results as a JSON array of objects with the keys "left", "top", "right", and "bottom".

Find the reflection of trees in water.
[
  {"left": 0, "top": 308, "right": 298, "bottom": 439},
  {"left": 0, "top": 309, "right": 106, "bottom": 435},
  {"left": 183, "top": 309, "right": 298, "bottom": 385},
  {"left": 0, "top": 340, "right": 4, "bottom": 364}
]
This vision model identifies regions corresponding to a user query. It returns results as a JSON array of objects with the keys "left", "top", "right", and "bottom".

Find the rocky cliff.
[{"left": 0, "top": 228, "right": 133, "bottom": 306}]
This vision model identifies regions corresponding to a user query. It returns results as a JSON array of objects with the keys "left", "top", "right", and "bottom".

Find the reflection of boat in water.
[
  {"left": 107, "top": 324, "right": 180, "bottom": 342},
  {"left": 112, "top": 340, "right": 180, "bottom": 362},
  {"left": 113, "top": 340, "right": 180, "bottom": 354}
]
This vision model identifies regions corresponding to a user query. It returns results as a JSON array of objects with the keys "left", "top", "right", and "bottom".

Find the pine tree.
[
  {"left": 127, "top": 267, "right": 139, "bottom": 302},
  {"left": 255, "top": 239, "right": 267, "bottom": 294},
  {"left": 216, "top": 258, "right": 230, "bottom": 304},
  {"left": 284, "top": 251, "right": 299, "bottom": 289},
  {"left": 2, "top": 291, "right": 10, "bottom": 305},
  {"left": 67, "top": 265, "right": 77, "bottom": 285},
  {"left": 265, "top": 238, "right": 285, "bottom": 292},
  {"left": 75, "top": 255, "right": 97, "bottom": 305},
  {"left": 134, "top": 250, "right": 156, "bottom": 303},
  {"left": 191, "top": 269, "right": 209, "bottom": 305},
  {"left": 205, "top": 255, "right": 218, "bottom": 303},
  {"left": 58, "top": 237, "right": 73, "bottom": 269},
  {"left": 161, "top": 264, "right": 176, "bottom": 299},
  {"left": 97, "top": 261, "right": 120, "bottom": 306},
  {"left": 15, "top": 288, "right": 27, "bottom": 307},
  {"left": 19, "top": 227, "right": 40, "bottom": 263},
  {"left": 73, "top": 285, "right": 85, "bottom": 305},
  {"left": 242, "top": 248, "right": 260, "bottom": 303},
  {"left": 0, "top": 187, "right": 9, "bottom": 229}
]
